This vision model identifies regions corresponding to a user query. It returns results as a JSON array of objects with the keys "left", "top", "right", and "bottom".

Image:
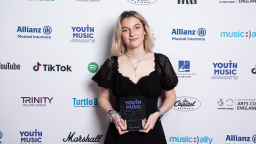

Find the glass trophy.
[{"left": 120, "top": 95, "right": 146, "bottom": 131}]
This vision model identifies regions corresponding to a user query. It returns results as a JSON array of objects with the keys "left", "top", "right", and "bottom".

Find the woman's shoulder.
[{"left": 155, "top": 52, "right": 169, "bottom": 61}]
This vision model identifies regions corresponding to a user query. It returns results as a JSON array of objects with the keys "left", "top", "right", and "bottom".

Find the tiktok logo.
[
  {"left": 33, "top": 62, "right": 72, "bottom": 72},
  {"left": 33, "top": 62, "right": 41, "bottom": 71}
]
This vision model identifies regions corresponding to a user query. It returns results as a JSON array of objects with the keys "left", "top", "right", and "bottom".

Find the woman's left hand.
[{"left": 139, "top": 112, "right": 160, "bottom": 133}]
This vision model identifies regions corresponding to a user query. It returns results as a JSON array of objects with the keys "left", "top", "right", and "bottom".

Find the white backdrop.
[{"left": 0, "top": 0, "right": 256, "bottom": 144}]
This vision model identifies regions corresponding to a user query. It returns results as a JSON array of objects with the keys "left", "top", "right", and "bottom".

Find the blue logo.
[
  {"left": 43, "top": 26, "right": 52, "bottom": 35},
  {"left": 0, "top": 131, "right": 2, "bottom": 139},
  {"left": 253, "top": 134, "right": 256, "bottom": 143},
  {"left": 197, "top": 28, "right": 206, "bottom": 37},
  {"left": 220, "top": 30, "right": 256, "bottom": 39},
  {"left": 169, "top": 136, "right": 213, "bottom": 144},
  {"left": 179, "top": 61, "right": 190, "bottom": 72},
  {"left": 20, "top": 129, "right": 42, "bottom": 143},
  {"left": 73, "top": 98, "right": 99, "bottom": 107}
]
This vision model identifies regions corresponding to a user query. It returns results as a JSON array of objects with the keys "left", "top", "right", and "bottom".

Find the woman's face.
[{"left": 121, "top": 17, "right": 146, "bottom": 49}]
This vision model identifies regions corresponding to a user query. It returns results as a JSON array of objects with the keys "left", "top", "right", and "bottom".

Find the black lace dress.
[{"left": 92, "top": 52, "right": 178, "bottom": 144}]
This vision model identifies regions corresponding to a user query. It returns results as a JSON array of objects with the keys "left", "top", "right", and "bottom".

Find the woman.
[{"left": 92, "top": 11, "right": 178, "bottom": 144}]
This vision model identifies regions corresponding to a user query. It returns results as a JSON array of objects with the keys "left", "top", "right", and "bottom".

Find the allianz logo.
[{"left": 169, "top": 136, "right": 213, "bottom": 144}]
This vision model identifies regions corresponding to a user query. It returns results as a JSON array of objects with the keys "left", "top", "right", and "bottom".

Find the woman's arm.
[
  {"left": 139, "top": 88, "right": 176, "bottom": 133},
  {"left": 159, "top": 88, "right": 177, "bottom": 116},
  {"left": 98, "top": 87, "right": 128, "bottom": 135},
  {"left": 98, "top": 87, "right": 114, "bottom": 114}
]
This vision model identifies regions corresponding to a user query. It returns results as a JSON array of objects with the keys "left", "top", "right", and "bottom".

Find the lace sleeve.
[
  {"left": 91, "top": 57, "right": 115, "bottom": 89},
  {"left": 156, "top": 53, "right": 178, "bottom": 91}
]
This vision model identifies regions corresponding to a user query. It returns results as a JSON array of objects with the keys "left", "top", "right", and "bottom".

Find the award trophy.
[{"left": 120, "top": 95, "right": 146, "bottom": 131}]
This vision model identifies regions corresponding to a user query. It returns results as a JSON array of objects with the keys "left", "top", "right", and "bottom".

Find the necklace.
[
  {"left": 126, "top": 52, "right": 146, "bottom": 77},
  {"left": 126, "top": 51, "right": 145, "bottom": 59}
]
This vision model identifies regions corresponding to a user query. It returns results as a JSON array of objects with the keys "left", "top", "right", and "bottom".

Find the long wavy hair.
[{"left": 110, "top": 11, "right": 155, "bottom": 57}]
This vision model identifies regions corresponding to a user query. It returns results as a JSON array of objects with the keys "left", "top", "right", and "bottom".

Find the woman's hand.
[
  {"left": 112, "top": 113, "right": 129, "bottom": 135},
  {"left": 139, "top": 112, "right": 160, "bottom": 133}
]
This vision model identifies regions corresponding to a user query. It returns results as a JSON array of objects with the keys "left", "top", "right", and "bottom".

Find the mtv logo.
[{"left": 179, "top": 60, "right": 190, "bottom": 72}]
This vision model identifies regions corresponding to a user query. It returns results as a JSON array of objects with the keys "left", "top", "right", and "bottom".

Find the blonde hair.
[{"left": 110, "top": 11, "right": 155, "bottom": 57}]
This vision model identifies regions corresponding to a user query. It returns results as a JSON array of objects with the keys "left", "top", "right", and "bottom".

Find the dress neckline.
[{"left": 116, "top": 52, "right": 157, "bottom": 85}]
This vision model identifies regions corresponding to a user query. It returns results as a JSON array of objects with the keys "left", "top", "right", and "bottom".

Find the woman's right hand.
[{"left": 112, "top": 113, "right": 129, "bottom": 135}]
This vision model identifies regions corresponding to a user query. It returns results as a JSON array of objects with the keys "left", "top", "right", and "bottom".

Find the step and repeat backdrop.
[{"left": 0, "top": 0, "right": 256, "bottom": 144}]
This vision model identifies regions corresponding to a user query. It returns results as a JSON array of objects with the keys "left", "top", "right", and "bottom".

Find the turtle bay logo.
[
  {"left": 0, "top": 62, "right": 20, "bottom": 70},
  {"left": 17, "top": 26, "right": 52, "bottom": 39},
  {"left": 220, "top": 30, "right": 256, "bottom": 39},
  {"left": 172, "top": 28, "right": 206, "bottom": 41},
  {"left": 217, "top": 98, "right": 235, "bottom": 110},
  {"left": 128, "top": 0, "right": 157, "bottom": 5},
  {"left": 63, "top": 132, "right": 103, "bottom": 142},
  {"left": 252, "top": 65, "right": 256, "bottom": 74},
  {"left": 178, "top": 0, "right": 197, "bottom": 4},
  {"left": 73, "top": 98, "right": 99, "bottom": 107},
  {"left": 173, "top": 97, "right": 201, "bottom": 111},
  {"left": 33, "top": 62, "right": 72, "bottom": 72},
  {"left": 20, "top": 129, "right": 42, "bottom": 144},
  {"left": 177, "top": 60, "right": 196, "bottom": 78},
  {"left": 21, "top": 97, "right": 53, "bottom": 107},
  {"left": 88, "top": 62, "right": 99, "bottom": 73},
  {"left": 70, "top": 26, "right": 95, "bottom": 43},
  {"left": 169, "top": 136, "right": 213, "bottom": 144},
  {"left": 211, "top": 61, "right": 238, "bottom": 80},
  {"left": 0, "top": 131, "right": 2, "bottom": 144}
]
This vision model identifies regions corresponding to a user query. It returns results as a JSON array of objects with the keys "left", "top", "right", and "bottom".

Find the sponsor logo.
[
  {"left": 178, "top": 0, "right": 197, "bottom": 4},
  {"left": 33, "top": 62, "right": 72, "bottom": 72},
  {"left": 21, "top": 97, "right": 53, "bottom": 107},
  {"left": 226, "top": 135, "right": 253, "bottom": 142},
  {"left": 237, "top": 99, "right": 256, "bottom": 110},
  {"left": 70, "top": 26, "right": 95, "bottom": 43},
  {"left": 173, "top": 97, "right": 201, "bottom": 111},
  {"left": 169, "top": 136, "right": 213, "bottom": 144},
  {"left": 20, "top": 129, "right": 42, "bottom": 144},
  {"left": 219, "top": 0, "right": 236, "bottom": 3},
  {"left": 177, "top": 60, "right": 196, "bottom": 78},
  {"left": 73, "top": 98, "right": 99, "bottom": 107},
  {"left": 217, "top": 98, "right": 256, "bottom": 110},
  {"left": 127, "top": 0, "right": 157, "bottom": 5},
  {"left": 77, "top": 0, "right": 100, "bottom": 2},
  {"left": 88, "top": 62, "right": 99, "bottom": 73},
  {"left": 17, "top": 26, "right": 52, "bottom": 39},
  {"left": 0, "top": 131, "right": 2, "bottom": 144},
  {"left": 252, "top": 65, "right": 256, "bottom": 74},
  {"left": 63, "top": 132, "right": 103, "bottom": 142},
  {"left": 219, "top": 0, "right": 256, "bottom": 3},
  {"left": 211, "top": 61, "right": 238, "bottom": 80},
  {"left": 0, "top": 62, "right": 20, "bottom": 70},
  {"left": 220, "top": 31, "right": 256, "bottom": 39},
  {"left": 172, "top": 28, "right": 206, "bottom": 41},
  {"left": 23, "top": 0, "right": 54, "bottom": 1},
  {"left": 253, "top": 134, "right": 256, "bottom": 143},
  {"left": 217, "top": 98, "right": 235, "bottom": 110}
]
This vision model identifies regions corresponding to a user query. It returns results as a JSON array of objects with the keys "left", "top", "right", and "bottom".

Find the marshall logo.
[
  {"left": 63, "top": 132, "right": 103, "bottom": 142},
  {"left": 173, "top": 97, "right": 201, "bottom": 111},
  {"left": 178, "top": 0, "right": 197, "bottom": 4}
]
